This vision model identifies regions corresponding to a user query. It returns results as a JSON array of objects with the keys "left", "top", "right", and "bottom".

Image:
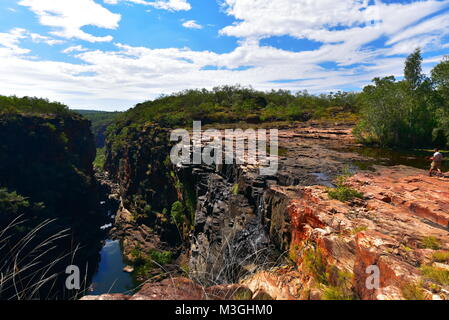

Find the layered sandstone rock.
[{"left": 244, "top": 166, "right": 449, "bottom": 300}]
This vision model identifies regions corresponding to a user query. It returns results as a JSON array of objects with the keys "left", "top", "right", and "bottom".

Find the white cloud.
[
  {"left": 219, "top": 0, "right": 448, "bottom": 41},
  {"left": 0, "top": 39, "right": 412, "bottom": 109},
  {"left": 18, "top": 0, "right": 121, "bottom": 42},
  {"left": 0, "top": 28, "right": 64, "bottom": 55},
  {"left": 182, "top": 20, "right": 203, "bottom": 29},
  {"left": 104, "top": 0, "right": 191, "bottom": 11},
  {"left": 146, "top": 0, "right": 191, "bottom": 11},
  {"left": 0, "top": 28, "right": 30, "bottom": 55},
  {"left": 387, "top": 13, "right": 449, "bottom": 45},
  {"left": 62, "top": 45, "right": 89, "bottom": 54},
  {"left": 1, "top": 0, "right": 449, "bottom": 110},
  {"left": 29, "top": 33, "right": 65, "bottom": 46}
]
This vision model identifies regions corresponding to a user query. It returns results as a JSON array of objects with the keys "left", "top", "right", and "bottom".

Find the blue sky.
[{"left": 0, "top": 0, "right": 449, "bottom": 110}]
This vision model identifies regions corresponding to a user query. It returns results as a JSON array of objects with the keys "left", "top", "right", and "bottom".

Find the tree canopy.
[
  {"left": 0, "top": 96, "right": 72, "bottom": 116},
  {"left": 355, "top": 50, "right": 449, "bottom": 148}
]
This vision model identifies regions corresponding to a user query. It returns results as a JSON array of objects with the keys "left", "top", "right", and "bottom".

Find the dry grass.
[
  {"left": 0, "top": 216, "right": 89, "bottom": 300},
  {"left": 186, "top": 233, "right": 287, "bottom": 300}
]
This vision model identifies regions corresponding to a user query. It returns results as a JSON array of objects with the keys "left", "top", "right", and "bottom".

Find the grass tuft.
[
  {"left": 420, "top": 236, "right": 441, "bottom": 250},
  {"left": 401, "top": 282, "right": 426, "bottom": 300},
  {"left": 327, "top": 170, "right": 363, "bottom": 202},
  {"left": 421, "top": 265, "right": 449, "bottom": 285},
  {"left": 432, "top": 251, "right": 449, "bottom": 263},
  {"left": 328, "top": 186, "right": 364, "bottom": 202}
]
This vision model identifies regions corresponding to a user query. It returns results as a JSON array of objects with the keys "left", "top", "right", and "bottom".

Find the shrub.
[
  {"left": 401, "top": 283, "right": 426, "bottom": 300},
  {"left": 351, "top": 226, "right": 368, "bottom": 235},
  {"left": 433, "top": 251, "right": 449, "bottom": 263},
  {"left": 133, "top": 249, "right": 173, "bottom": 279},
  {"left": 420, "top": 236, "right": 441, "bottom": 250},
  {"left": 327, "top": 171, "right": 363, "bottom": 202},
  {"left": 93, "top": 148, "right": 106, "bottom": 169},
  {"left": 323, "top": 286, "right": 355, "bottom": 300},
  {"left": 323, "top": 266, "right": 355, "bottom": 300},
  {"left": 170, "top": 201, "right": 185, "bottom": 225},
  {"left": 231, "top": 184, "right": 239, "bottom": 195},
  {"left": 303, "top": 247, "right": 328, "bottom": 285},
  {"left": 421, "top": 265, "right": 449, "bottom": 285},
  {"left": 328, "top": 186, "right": 364, "bottom": 202},
  {"left": 150, "top": 249, "right": 173, "bottom": 266}
]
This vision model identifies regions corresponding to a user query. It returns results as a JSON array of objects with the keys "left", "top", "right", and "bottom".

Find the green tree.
[
  {"left": 404, "top": 48, "right": 424, "bottom": 90},
  {"left": 354, "top": 49, "right": 447, "bottom": 147},
  {"left": 431, "top": 56, "right": 449, "bottom": 100},
  {"left": 354, "top": 76, "right": 409, "bottom": 146},
  {"left": 431, "top": 56, "right": 449, "bottom": 146}
]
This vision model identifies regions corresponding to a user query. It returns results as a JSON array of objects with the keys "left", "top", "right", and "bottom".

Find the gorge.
[
  {"left": 1, "top": 96, "right": 449, "bottom": 301},
  {"left": 85, "top": 122, "right": 449, "bottom": 300}
]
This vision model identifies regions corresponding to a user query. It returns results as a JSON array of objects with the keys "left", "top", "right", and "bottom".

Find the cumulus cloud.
[
  {"left": 219, "top": 0, "right": 447, "bottom": 40},
  {"left": 0, "top": 39, "right": 409, "bottom": 109},
  {"left": 18, "top": 0, "right": 121, "bottom": 42},
  {"left": 182, "top": 20, "right": 203, "bottom": 29},
  {"left": 2, "top": 0, "right": 449, "bottom": 110},
  {"left": 218, "top": 0, "right": 449, "bottom": 64},
  {"left": 29, "top": 33, "right": 65, "bottom": 46},
  {"left": 217, "top": 0, "right": 449, "bottom": 67}
]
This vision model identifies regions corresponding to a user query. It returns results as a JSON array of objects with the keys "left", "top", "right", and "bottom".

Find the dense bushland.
[
  {"left": 354, "top": 49, "right": 449, "bottom": 148},
  {"left": 109, "top": 86, "right": 359, "bottom": 129},
  {"left": 0, "top": 96, "right": 71, "bottom": 115}
]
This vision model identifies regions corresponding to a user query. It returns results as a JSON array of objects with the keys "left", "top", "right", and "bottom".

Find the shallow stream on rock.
[{"left": 346, "top": 146, "right": 449, "bottom": 172}]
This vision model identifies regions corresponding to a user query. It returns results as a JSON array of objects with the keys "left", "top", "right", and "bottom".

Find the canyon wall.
[{"left": 0, "top": 112, "right": 105, "bottom": 299}]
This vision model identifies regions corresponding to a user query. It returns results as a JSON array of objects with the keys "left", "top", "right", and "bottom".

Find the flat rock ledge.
[{"left": 244, "top": 166, "right": 449, "bottom": 300}]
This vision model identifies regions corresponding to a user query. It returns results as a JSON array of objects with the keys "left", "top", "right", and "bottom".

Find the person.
[{"left": 429, "top": 148, "right": 443, "bottom": 177}]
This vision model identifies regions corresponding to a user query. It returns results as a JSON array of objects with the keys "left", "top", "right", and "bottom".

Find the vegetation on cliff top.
[
  {"left": 107, "top": 85, "right": 359, "bottom": 130},
  {"left": 0, "top": 95, "right": 73, "bottom": 116}
]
